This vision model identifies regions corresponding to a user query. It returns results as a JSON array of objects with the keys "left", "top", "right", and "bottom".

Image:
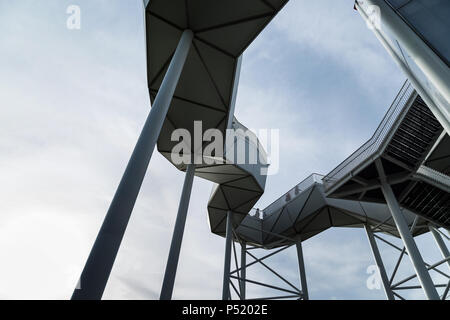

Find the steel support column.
[
  {"left": 356, "top": 0, "right": 450, "bottom": 135},
  {"left": 222, "top": 211, "right": 233, "bottom": 300},
  {"left": 240, "top": 242, "right": 246, "bottom": 300},
  {"left": 295, "top": 241, "right": 309, "bottom": 300},
  {"left": 72, "top": 29, "right": 193, "bottom": 300},
  {"left": 379, "top": 181, "right": 439, "bottom": 300},
  {"left": 160, "top": 164, "right": 196, "bottom": 300},
  {"left": 364, "top": 224, "right": 395, "bottom": 300},
  {"left": 429, "top": 225, "right": 450, "bottom": 272}
]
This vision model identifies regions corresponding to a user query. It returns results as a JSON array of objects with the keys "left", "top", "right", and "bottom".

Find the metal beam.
[
  {"left": 429, "top": 225, "right": 450, "bottom": 272},
  {"left": 295, "top": 241, "right": 309, "bottom": 300},
  {"left": 392, "top": 256, "right": 450, "bottom": 288},
  {"left": 364, "top": 225, "right": 395, "bottom": 300},
  {"left": 222, "top": 211, "right": 233, "bottom": 300},
  {"left": 160, "top": 164, "right": 196, "bottom": 300},
  {"left": 71, "top": 29, "right": 194, "bottom": 300},
  {"left": 240, "top": 243, "right": 246, "bottom": 300},
  {"left": 376, "top": 160, "right": 440, "bottom": 300},
  {"left": 230, "top": 276, "right": 300, "bottom": 295},
  {"left": 390, "top": 247, "right": 406, "bottom": 285},
  {"left": 332, "top": 171, "right": 410, "bottom": 198},
  {"left": 442, "top": 281, "right": 450, "bottom": 300},
  {"left": 246, "top": 251, "right": 301, "bottom": 294},
  {"left": 230, "top": 245, "right": 291, "bottom": 274},
  {"left": 374, "top": 234, "right": 450, "bottom": 279}
]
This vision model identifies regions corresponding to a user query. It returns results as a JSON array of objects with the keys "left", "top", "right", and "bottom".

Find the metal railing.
[{"left": 322, "top": 81, "right": 415, "bottom": 191}]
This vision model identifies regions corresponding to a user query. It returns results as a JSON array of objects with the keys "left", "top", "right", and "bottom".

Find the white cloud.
[{"left": 0, "top": 0, "right": 444, "bottom": 300}]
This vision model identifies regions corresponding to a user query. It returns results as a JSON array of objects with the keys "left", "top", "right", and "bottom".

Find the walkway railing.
[{"left": 323, "top": 81, "right": 415, "bottom": 191}]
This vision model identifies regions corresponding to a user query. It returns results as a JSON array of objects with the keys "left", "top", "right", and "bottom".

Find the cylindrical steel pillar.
[
  {"left": 295, "top": 241, "right": 309, "bottom": 300},
  {"left": 364, "top": 225, "right": 395, "bottom": 300},
  {"left": 380, "top": 182, "right": 440, "bottom": 300},
  {"left": 222, "top": 211, "right": 233, "bottom": 300},
  {"left": 240, "top": 242, "right": 246, "bottom": 300},
  {"left": 356, "top": 0, "right": 450, "bottom": 135},
  {"left": 72, "top": 29, "right": 194, "bottom": 300},
  {"left": 160, "top": 164, "right": 196, "bottom": 300}
]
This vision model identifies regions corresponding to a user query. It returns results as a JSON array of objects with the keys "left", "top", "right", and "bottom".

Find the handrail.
[{"left": 322, "top": 80, "right": 415, "bottom": 191}]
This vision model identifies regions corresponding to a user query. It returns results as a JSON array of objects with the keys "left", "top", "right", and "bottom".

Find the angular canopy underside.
[
  {"left": 209, "top": 184, "right": 429, "bottom": 249},
  {"left": 145, "top": 0, "right": 288, "bottom": 164}
]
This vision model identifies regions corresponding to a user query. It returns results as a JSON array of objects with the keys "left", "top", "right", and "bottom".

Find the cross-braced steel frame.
[
  {"left": 221, "top": 208, "right": 449, "bottom": 300},
  {"left": 364, "top": 218, "right": 450, "bottom": 300},
  {"left": 222, "top": 213, "right": 308, "bottom": 301}
]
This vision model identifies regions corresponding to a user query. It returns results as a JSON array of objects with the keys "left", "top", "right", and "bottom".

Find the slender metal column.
[
  {"left": 222, "top": 211, "right": 233, "bottom": 300},
  {"left": 295, "top": 241, "right": 309, "bottom": 300},
  {"left": 364, "top": 225, "right": 395, "bottom": 300},
  {"left": 356, "top": 0, "right": 450, "bottom": 135},
  {"left": 379, "top": 181, "right": 439, "bottom": 300},
  {"left": 240, "top": 242, "right": 246, "bottom": 300},
  {"left": 72, "top": 29, "right": 194, "bottom": 300},
  {"left": 160, "top": 164, "right": 196, "bottom": 300},
  {"left": 363, "top": 0, "right": 450, "bottom": 103},
  {"left": 429, "top": 225, "right": 450, "bottom": 272}
]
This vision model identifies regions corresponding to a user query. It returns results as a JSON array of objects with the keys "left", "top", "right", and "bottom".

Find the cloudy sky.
[{"left": 0, "top": 0, "right": 448, "bottom": 300}]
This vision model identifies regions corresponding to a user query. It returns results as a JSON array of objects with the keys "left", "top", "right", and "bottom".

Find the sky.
[{"left": 0, "top": 0, "right": 448, "bottom": 300}]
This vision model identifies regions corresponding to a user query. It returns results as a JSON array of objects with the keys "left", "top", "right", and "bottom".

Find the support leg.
[
  {"left": 72, "top": 29, "right": 194, "bottom": 300},
  {"left": 429, "top": 225, "right": 450, "bottom": 272},
  {"left": 240, "top": 242, "right": 246, "bottom": 300},
  {"left": 222, "top": 211, "right": 233, "bottom": 300},
  {"left": 160, "top": 164, "right": 196, "bottom": 300},
  {"left": 295, "top": 241, "right": 309, "bottom": 300},
  {"left": 364, "top": 225, "right": 395, "bottom": 300},
  {"left": 379, "top": 181, "right": 439, "bottom": 300}
]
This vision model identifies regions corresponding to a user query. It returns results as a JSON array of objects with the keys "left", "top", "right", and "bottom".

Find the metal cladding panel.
[
  {"left": 186, "top": 0, "right": 274, "bottom": 31},
  {"left": 221, "top": 185, "right": 261, "bottom": 211},
  {"left": 300, "top": 209, "right": 332, "bottom": 235},
  {"left": 208, "top": 207, "right": 228, "bottom": 233},
  {"left": 297, "top": 186, "right": 326, "bottom": 219},
  {"left": 208, "top": 186, "right": 229, "bottom": 210},
  {"left": 262, "top": 208, "right": 283, "bottom": 232},
  {"left": 237, "top": 216, "right": 263, "bottom": 244},
  {"left": 328, "top": 208, "right": 364, "bottom": 227},
  {"left": 271, "top": 208, "right": 295, "bottom": 235},
  {"left": 195, "top": 16, "right": 273, "bottom": 57},
  {"left": 200, "top": 164, "right": 245, "bottom": 176},
  {"left": 226, "top": 176, "right": 263, "bottom": 191},
  {"left": 196, "top": 171, "right": 244, "bottom": 185},
  {"left": 284, "top": 188, "right": 314, "bottom": 223},
  {"left": 325, "top": 197, "right": 366, "bottom": 220}
]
